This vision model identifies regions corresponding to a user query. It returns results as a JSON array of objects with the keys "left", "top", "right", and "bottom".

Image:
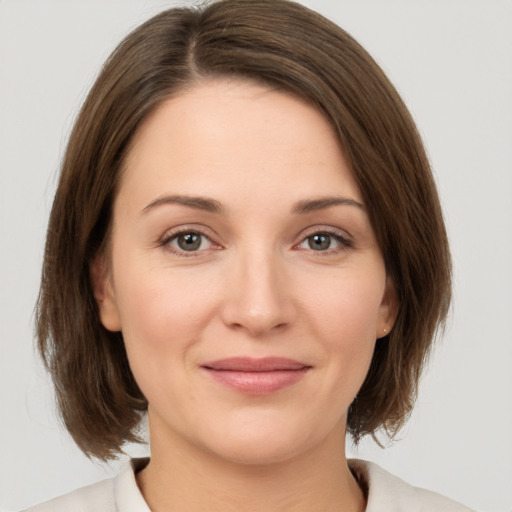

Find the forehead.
[{"left": 119, "top": 78, "right": 361, "bottom": 211}]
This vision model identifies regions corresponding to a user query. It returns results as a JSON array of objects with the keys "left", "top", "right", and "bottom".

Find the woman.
[{"left": 26, "top": 0, "right": 474, "bottom": 510}]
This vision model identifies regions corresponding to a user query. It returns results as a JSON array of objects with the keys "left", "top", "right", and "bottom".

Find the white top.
[{"left": 23, "top": 458, "right": 476, "bottom": 511}]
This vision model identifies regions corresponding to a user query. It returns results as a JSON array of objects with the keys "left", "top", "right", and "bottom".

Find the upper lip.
[{"left": 201, "top": 357, "right": 311, "bottom": 372}]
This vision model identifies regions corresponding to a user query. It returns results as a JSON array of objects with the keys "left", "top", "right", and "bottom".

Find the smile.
[{"left": 201, "top": 357, "right": 312, "bottom": 395}]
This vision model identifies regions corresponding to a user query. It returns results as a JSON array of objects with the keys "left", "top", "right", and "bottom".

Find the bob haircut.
[{"left": 37, "top": 0, "right": 451, "bottom": 460}]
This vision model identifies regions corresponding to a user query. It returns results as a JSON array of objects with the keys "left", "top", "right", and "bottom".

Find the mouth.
[{"left": 200, "top": 357, "right": 312, "bottom": 395}]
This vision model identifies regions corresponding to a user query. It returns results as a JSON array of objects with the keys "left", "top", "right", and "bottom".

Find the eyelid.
[
  {"left": 159, "top": 224, "right": 222, "bottom": 256},
  {"left": 298, "top": 225, "right": 352, "bottom": 241},
  {"left": 294, "top": 225, "right": 354, "bottom": 252}
]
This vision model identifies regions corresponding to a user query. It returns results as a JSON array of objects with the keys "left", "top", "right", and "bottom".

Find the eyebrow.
[
  {"left": 141, "top": 194, "right": 225, "bottom": 215},
  {"left": 140, "top": 194, "right": 364, "bottom": 216},
  {"left": 291, "top": 196, "right": 365, "bottom": 214}
]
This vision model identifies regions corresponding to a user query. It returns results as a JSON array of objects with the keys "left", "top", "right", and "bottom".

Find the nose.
[{"left": 220, "top": 247, "right": 295, "bottom": 337}]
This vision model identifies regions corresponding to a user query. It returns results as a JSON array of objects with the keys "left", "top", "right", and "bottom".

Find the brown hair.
[{"left": 36, "top": 0, "right": 451, "bottom": 460}]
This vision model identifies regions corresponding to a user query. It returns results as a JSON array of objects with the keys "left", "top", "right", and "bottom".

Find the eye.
[
  {"left": 297, "top": 231, "right": 351, "bottom": 252},
  {"left": 166, "top": 231, "right": 213, "bottom": 253}
]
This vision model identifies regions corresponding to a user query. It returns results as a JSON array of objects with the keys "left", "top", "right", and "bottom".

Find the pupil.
[
  {"left": 310, "top": 234, "right": 330, "bottom": 251},
  {"left": 178, "top": 233, "right": 201, "bottom": 251}
]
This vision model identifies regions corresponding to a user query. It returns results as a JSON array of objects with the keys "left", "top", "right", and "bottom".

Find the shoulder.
[
  {"left": 349, "top": 459, "right": 476, "bottom": 512},
  {"left": 22, "top": 458, "right": 150, "bottom": 512},
  {"left": 22, "top": 478, "right": 115, "bottom": 512}
]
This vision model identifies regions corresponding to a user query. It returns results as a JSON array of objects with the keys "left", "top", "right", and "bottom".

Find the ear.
[
  {"left": 90, "top": 254, "right": 122, "bottom": 332},
  {"left": 377, "top": 276, "right": 399, "bottom": 339}
]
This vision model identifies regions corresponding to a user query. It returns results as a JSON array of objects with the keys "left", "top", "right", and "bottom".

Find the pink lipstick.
[{"left": 201, "top": 357, "right": 311, "bottom": 395}]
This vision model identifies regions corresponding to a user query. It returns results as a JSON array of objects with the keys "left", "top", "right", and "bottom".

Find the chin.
[
  {"left": 206, "top": 433, "right": 310, "bottom": 467},
  {"left": 194, "top": 410, "right": 341, "bottom": 467}
]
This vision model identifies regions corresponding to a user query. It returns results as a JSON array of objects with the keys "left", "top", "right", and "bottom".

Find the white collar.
[{"left": 114, "top": 458, "right": 151, "bottom": 512}]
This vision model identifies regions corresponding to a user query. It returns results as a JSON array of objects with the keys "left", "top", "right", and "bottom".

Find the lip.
[{"left": 201, "top": 357, "right": 312, "bottom": 395}]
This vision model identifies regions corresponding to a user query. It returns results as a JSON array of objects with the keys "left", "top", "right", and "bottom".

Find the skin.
[{"left": 93, "top": 79, "right": 397, "bottom": 511}]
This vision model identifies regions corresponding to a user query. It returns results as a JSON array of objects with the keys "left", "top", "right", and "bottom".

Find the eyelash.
[
  {"left": 160, "top": 226, "right": 219, "bottom": 258},
  {"left": 295, "top": 228, "right": 353, "bottom": 254},
  {"left": 159, "top": 226, "right": 353, "bottom": 257}
]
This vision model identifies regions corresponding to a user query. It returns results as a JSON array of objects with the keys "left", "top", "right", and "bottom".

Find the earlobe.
[
  {"left": 377, "top": 277, "right": 399, "bottom": 339},
  {"left": 90, "top": 254, "right": 122, "bottom": 332}
]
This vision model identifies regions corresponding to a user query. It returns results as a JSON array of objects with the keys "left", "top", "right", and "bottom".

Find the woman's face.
[{"left": 95, "top": 79, "right": 396, "bottom": 465}]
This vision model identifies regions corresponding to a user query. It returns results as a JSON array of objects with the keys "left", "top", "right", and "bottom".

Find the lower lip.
[{"left": 203, "top": 368, "right": 310, "bottom": 395}]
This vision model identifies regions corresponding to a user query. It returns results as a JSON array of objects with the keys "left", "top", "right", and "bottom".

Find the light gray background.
[{"left": 1, "top": 1, "right": 511, "bottom": 511}]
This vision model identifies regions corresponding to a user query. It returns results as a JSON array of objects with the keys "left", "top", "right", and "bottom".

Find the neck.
[{"left": 136, "top": 419, "right": 365, "bottom": 512}]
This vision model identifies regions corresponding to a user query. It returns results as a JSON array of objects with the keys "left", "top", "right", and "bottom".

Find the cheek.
[
  {"left": 306, "top": 270, "right": 385, "bottom": 342},
  {"left": 303, "top": 270, "right": 384, "bottom": 394},
  {"left": 112, "top": 260, "right": 220, "bottom": 361},
  {"left": 112, "top": 265, "right": 223, "bottom": 414}
]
